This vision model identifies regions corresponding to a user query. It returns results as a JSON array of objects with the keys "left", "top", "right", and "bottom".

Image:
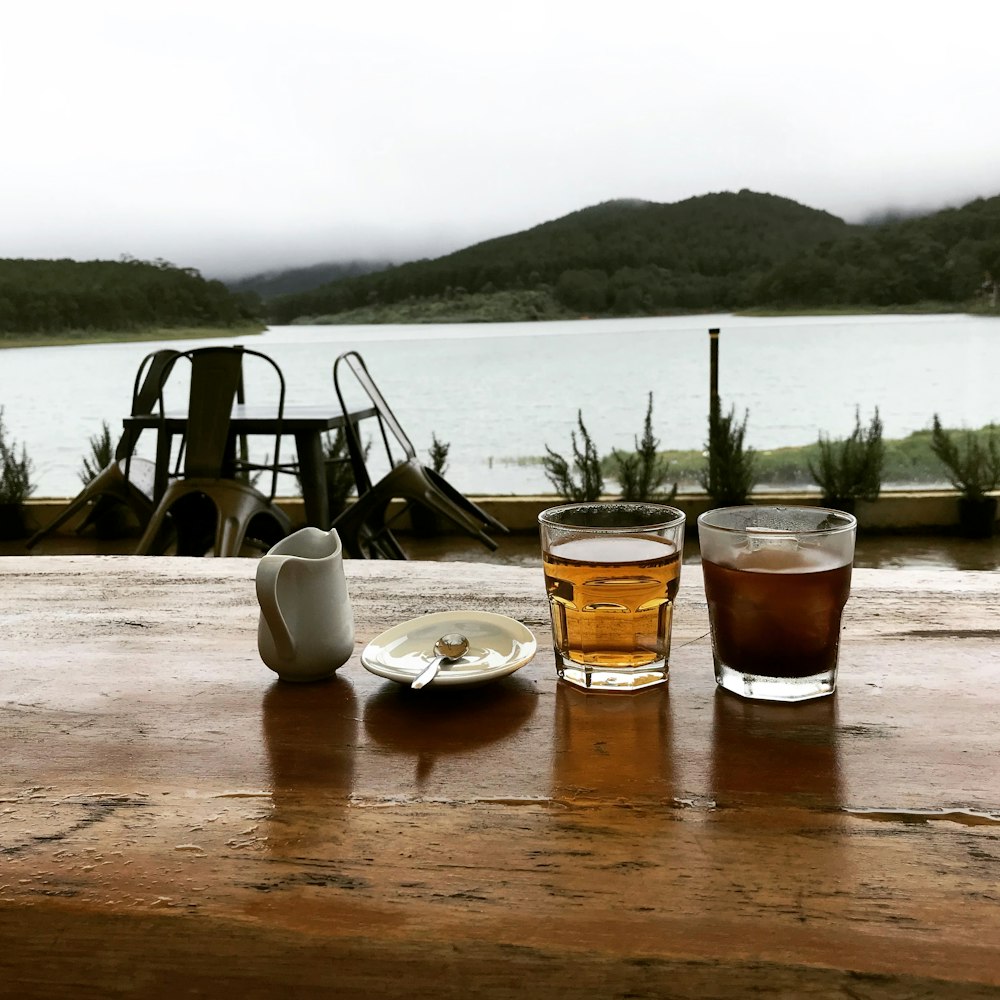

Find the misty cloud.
[{"left": 1, "top": 0, "right": 998, "bottom": 279}]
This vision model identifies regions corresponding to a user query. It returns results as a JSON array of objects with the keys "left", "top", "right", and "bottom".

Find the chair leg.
[
  {"left": 216, "top": 514, "right": 244, "bottom": 558},
  {"left": 331, "top": 462, "right": 503, "bottom": 559},
  {"left": 135, "top": 506, "right": 171, "bottom": 556},
  {"left": 332, "top": 502, "right": 408, "bottom": 559},
  {"left": 244, "top": 511, "right": 293, "bottom": 554},
  {"left": 29, "top": 459, "right": 160, "bottom": 550},
  {"left": 142, "top": 481, "right": 291, "bottom": 558},
  {"left": 365, "top": 524, "right": 408, "bottom": 559},
  {"left": 26, "top": 491, "right": 97, "bottom": 548},
  {"left": 425, "top": 467, "right": 509, "bottom": 534},
  {"left": 214, "top": 488, "right": 291, "bottom": 558},
  {"left": 76, "top": 492, "right": 149, "bottom": 537},
  {"left": 410, "top": 492, "right": 499, "bottom": 551}
]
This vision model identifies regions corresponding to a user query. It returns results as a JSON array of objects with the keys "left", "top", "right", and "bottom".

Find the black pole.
[
  {"left": 708, "top": 327, "right": 720, "bottom": 494},
  {"left": 709, "top": 327, "right": 720, "bottom": 419}
]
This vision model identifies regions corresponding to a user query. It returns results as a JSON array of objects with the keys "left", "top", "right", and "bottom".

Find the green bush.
[
  {"left": 809, "top": 407, "right": 884, "bottom": 503},
  {"left": 699, "top": 404, "right": 756, "bottom": 505},
  {"left": 930, "top": 416, "right": 1000, "bottom": 498},
  {"left": 80, "top": 421, "right": 115, "bottom": 484},
  {"left": 543, "top": 411, "right": 603, "bottom": 501},
  {"left": 535, "top": 420, "right": 1000, "bottom": 495},
  {"left": 429, "top": 433, "right": 450, "bottom": 475},
  {"left": 318, "top": 429, "right": 369, "bottom": 516},
  {"left": 611, "top": 393, "right": 677, "bottom": 503},
  {"left": 0, "top": 406, "right": 34, "bottom": 504}
]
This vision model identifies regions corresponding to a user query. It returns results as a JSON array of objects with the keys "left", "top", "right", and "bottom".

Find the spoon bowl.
[{"left": 411, "top": 632, "right": 470, "bottom": 690}]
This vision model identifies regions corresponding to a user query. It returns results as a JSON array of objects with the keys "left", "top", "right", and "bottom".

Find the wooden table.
[
  {"left": 124, "top": 403, "right": 377, "bottom": 529},
  {"left": 1, "top": 557, "right": 998, "bottom": 998}
]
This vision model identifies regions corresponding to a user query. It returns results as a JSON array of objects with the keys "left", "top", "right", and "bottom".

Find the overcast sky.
[{"left": 3, "top": 1, "right": 999, "bottom": 278}]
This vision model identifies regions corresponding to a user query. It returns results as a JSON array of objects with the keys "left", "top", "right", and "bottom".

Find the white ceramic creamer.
[{"left": 256, "top": 526, "right": 355, "bottom": 681}]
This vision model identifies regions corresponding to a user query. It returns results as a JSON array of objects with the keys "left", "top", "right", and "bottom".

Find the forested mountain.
[
  {"left": 267, "top": 190, "right": 851, "bottom": 321},
  {"left": 225, "top": 258, "right": 394, "bottom": 300},
  {"left": 757, "top": 195, "right": 1000, "bottom": 306},
  {"left": 266, "top": 190, "right": 1000, "bottom": 322},
  {"left": 0, "top": 257, "right": 258, "bottom": 334},
  {"left": 7, "top": 190, "right": 997, "bottom": 336}
]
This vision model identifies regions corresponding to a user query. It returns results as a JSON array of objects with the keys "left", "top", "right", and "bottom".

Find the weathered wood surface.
[{"left": 1, "top": 556, "right": 999, "bottom": 998}]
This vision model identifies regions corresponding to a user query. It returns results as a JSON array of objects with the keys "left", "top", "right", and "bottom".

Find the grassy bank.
[
  {"left": 0, "top": 323, "right": 265, "bottom": 350},
  {"left": 515, "top": 425, "right": 997, "bottom": 492},
  {"left": 736, "top": 301, "right": 979, "bottom": 317},
  {"left": 283, "top": 287, "right": 994, "bottom": 326},
  {"left": 297, "top": 289, "right": 573, "bottom": 325}
]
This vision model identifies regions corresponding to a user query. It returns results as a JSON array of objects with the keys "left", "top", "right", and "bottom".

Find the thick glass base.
[
  {"left": 715, "top": 661, "right": 836, "bottom": 702},
  {"left": 556, "top": 651, "right": 668, "bottom": 692}
]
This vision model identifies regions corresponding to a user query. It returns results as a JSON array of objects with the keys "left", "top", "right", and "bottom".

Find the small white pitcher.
[{"left": 256, "top": 526, "right": 355, "bottom": 682}]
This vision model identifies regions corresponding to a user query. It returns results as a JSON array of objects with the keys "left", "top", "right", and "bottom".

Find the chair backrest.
[
  {"left": 333, "top": 350, "right": 416, "bottom": 494},
  {"left": 155, "top": 346, "right": 285, "bottom": 499},
  {"left": 119, "top": 348, "right": 181, "bottom": 462}
]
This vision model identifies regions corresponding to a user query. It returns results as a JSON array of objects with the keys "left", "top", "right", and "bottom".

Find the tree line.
[
  {"left": 265, "top": 190, "right": 1000, "bottom": 322},
  {"left": 0, "top": 257, "right": 260, "bottom": 335},
  {"left": 9, "top": 189, "right": 999, "bottom": 334},
  {"left": 756, "top": 196, "right": 1000, "bottom": 307}
]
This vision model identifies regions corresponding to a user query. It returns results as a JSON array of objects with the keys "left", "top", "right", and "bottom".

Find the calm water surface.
[{"left": 2, "top": 312, "right": 998, "bottom": 497}]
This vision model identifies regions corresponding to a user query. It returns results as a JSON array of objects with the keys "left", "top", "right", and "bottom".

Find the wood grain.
[{"left": 1, "top": 557, "right": 999, "bottom": 998}]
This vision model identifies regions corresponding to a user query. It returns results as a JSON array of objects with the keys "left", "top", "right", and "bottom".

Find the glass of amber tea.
[
  {"left": 698, "top": 506, "right": 856, "bottom": 702},
  {"left": 539, "top": 502, "right": 686, "bottom": 692}
]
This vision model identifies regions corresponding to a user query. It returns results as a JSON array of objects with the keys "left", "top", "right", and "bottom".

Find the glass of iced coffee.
[
  {"left": 698, "top": 505, "right": 856, "bottom": 702},
  {"left": 539, "top": 502, "right": 686, "bottom": 692}
]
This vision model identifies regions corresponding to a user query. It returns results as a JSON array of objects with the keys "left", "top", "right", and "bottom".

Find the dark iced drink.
[{"left": 698, "top": 507, "right": 856, "bottom": 702}]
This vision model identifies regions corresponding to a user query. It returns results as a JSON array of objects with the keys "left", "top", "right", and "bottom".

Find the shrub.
[
  {"left": 80, "top": 420, "right": 115, "bottom": 484},
  {"left": 611, "top": 393, "right": 677, "bottom": 503},
  {"left": 699, "top": 404, "right": 756, "bottom": 506},
  {"left": 809, "top": 407, "right": 884, "bottom": 503},
  {"left": 429, "top": 432, "right": 450, "bottom": 475},
  {"left": 0, "top": 406, "right": 34, "bottom": 504},
  {"left": 930, "top": 415, "right": 1000, "bottom": 499},
  {"left": 543, "top": 410, "right": 603, "bottom": 501},
  {"left": 319, "top": 428, "right": 370, "bottom": 516}
]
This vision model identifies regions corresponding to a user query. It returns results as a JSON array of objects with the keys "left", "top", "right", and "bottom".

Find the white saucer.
[{"left": 361, "top": 610, "right": 537, "bottom": 688}]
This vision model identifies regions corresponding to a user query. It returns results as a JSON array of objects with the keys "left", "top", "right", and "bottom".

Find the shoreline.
[
  {"left": 2, "top": 306, "right": 994, "bottom": 348},
  {"left": 294, "top": 300, "right": 988, "bottom": 327},
  {"left": 0, "top": 323, "right": 265, "bottom": 351}
]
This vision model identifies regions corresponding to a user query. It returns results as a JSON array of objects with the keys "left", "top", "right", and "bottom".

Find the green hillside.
[
  {"left": 266, "top": 190, "right": 1000, "bottom": 323},
  {"left": 0, "top": 257, "right": 259, "bottom": 337},
  {"left": 267, "top": 190, "right": 851, "bottom": 322},
  {"left": 6, "top": 189, "right": 997, "bottom": 338},
  {"left": 757, "top": 195, "right": 1000, "bottom": 307},
  {"left": 225, "top": 259, "right": 394, "bottom": 300}
]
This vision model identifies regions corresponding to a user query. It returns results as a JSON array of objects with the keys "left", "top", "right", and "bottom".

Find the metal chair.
[
  {"left": 331, "top": 350, "right": 507, "bottom": 558},
  {"left": 135, "top": 346, "right": 291, "bottom": 557},
  {"left": 26, "top": 348, "right": 180, "bottom": 549}
]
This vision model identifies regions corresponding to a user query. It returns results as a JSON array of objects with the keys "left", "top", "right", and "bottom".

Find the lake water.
[{"left": 2, "top": 312, "right": 998, "bottom": 497}]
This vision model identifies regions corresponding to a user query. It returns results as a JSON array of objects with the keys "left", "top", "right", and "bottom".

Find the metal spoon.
[{"left": 411, "top": 633, "right": 469, "bottom": 690}]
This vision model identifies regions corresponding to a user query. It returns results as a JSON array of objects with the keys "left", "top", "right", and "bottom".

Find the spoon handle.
[{"left": 411, "top": 656, "right": 443, "bottom": 690}]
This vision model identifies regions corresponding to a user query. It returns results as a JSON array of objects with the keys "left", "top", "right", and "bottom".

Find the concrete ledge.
[
  {"left": 384, "top": 492, "right": 995, "bottom": 534},
  {"left": 20, "top": 490, "right": 998, "bottom": 536}
]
